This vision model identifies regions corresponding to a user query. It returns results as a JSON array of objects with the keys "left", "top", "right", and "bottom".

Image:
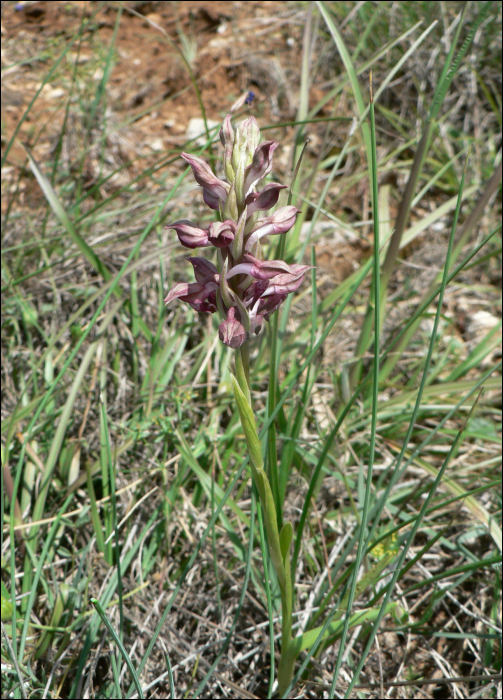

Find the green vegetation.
[{"left": 2, "top": 1, "right": 501, "bottom": 697}]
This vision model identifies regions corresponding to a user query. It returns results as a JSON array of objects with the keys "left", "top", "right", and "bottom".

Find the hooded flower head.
[
  {"left": 165, "top": 115, "right": 312, "bottom": 347},
  {"left": 167, "top": 220, "right": 210, "bottom": 249}
]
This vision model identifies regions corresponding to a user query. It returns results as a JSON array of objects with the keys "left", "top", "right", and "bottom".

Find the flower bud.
[
  {"left": 231, "top": 208, "right": 247, "bottom": 261},
  {"left": 243, "top": 141, "right": 279, "bottom": 195},
  {"left": 232, "top": 117, "right": 261, "bottom": 207},
  {"left": 219, "top": 114, "right": 235, "bottom": 183},
  {"left": 232, "top": 117, "right": 261, "bottom": 173},
  {"left": 223, "top": 183, "right": 239, "bottom": 222},
  {"left": 218, "top": 306, "right": 248, "bottom": 348}
]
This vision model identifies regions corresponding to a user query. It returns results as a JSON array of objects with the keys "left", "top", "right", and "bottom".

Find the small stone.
[
  {"left": 148, "top": 138, "right": 164, "bottom": 152},
  {"left": 186, "top": 118, "right": 221, "bottom": 146},
  {"left": 144, "top": 13, "right": 163, "bottom": 27}
]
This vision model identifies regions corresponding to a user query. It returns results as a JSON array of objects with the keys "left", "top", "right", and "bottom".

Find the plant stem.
[
  {"left": 232, "top": 349, "right": 296, "bottom": 695},
  {"left": 236, "top": 341, "right": 251, "bottom": 403},
  {"left": 277, "top": 555, "right": 294, "bottom": 697}
]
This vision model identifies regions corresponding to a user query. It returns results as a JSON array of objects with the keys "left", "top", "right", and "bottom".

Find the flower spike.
[
  {"left": 165, "top": 111, "right": 313, "bottom": 697},
  {"left": 166, "top": 115, "right": 308, "bottom": 345}
]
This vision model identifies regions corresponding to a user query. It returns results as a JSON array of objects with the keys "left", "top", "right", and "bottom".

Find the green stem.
[
  {"left": 231, "top": 366, "right": 295, "bottom": 694},
  {"left": 267, "top": 323, "right": 282, "bottom": 530},
  {"left": 235, "top": 342, "right": 251, "bottom": 403},
  {"left": 277, "top": 553, "right": 294, "bottom": 697}
]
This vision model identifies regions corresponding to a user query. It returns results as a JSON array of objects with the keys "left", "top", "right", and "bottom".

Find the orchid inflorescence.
[
  {"left": 164, "top": 114, "right": 312, "bottom": 695},
  {"left": 164, "top": 114, "right": 311, "bottom": 347}
]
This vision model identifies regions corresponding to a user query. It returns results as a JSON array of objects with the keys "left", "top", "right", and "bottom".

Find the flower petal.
[
  {"left": 244, "top": 206, "right": 300, "bottom": 249},
  {"left": 208, "top": 220, "right": 236, "bottom": 248},
  {"left": 188, "top": 257, "right": 219, "bottom": 283},
  {"left": 166, "top": 220, "right": 210, "bottom": 249},
  {"left": 243, "top": 141, "right": 279, "bottom": 194},
  {"left": 261, "top": 267, "right": 310, "bottom": 295},
  {"left": 164, "top": 280, "right": 218, "bottom": 313},
  {"left": 181, "top": 153, "right": 230, "bottom": 209},
  {"left": 245, "top": 183, "right": 287, "bottom": 217}
]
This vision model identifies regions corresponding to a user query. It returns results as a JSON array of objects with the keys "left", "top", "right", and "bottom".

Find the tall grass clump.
[{"left": 2, "top": 1, "right": 501, "bottom": 698}]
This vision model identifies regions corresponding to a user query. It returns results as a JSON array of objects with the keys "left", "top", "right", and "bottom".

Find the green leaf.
[
  {"left": 292, "top": 602, "right": 402, "bottom": 655},
  {"left": 279, "top": 521, "right": 293, "bottom": 564},
  {"left": 231, "top": 374, "right": 263, "bottom": 473},
  {"left": 23, "top": 145, "right": 113, "bottom": 286},
  {"left": 1, "top": 595, "right": 13, "bottom": 621},
  {"left": 91, "top": 597, "right": 144, "bottom": 699}
]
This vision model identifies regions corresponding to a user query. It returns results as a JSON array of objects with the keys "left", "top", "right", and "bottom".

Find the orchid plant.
[{"left": 165, "top": 115, "right": 311, "bottom": 694}]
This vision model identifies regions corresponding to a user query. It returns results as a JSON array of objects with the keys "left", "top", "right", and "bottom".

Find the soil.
[{"left": 2, "top": 0, "right": 371, "bottom": 284}]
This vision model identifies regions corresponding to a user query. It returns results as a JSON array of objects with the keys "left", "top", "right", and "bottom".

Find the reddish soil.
[
  {"left": 2, "top": 1, "right": 304, "bottom": 162},
  {"left": 2, "top": 0, "right": 370, "bottom": 284}
]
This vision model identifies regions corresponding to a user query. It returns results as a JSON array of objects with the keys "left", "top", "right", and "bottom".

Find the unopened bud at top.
[
  {"left": 232, "top": 117, "right": 261, "bottom": 207},
  {"left": 219, "top": 114, "right": 235, "bottom": 183}
]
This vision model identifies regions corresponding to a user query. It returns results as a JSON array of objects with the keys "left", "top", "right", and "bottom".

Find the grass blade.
[{"left": 91, "top": 597, "right": 144, "bottom": 699}]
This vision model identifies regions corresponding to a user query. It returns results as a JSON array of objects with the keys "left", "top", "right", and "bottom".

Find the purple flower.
[
  {"left": 243, "top": 280, "right": 286, "bottom": 320},
  {"left": 227, "top": 254, "right": 294, "bottom": 281},
  {"left": 188, "top": 257, "right": 219, "bottom": 282},
  {"left": 240, "top": 263, "right": 311, "bottom": 319},
  {"left": 164, "top": 279, "right": 218, "bottom": 313},
  {"left": 208, "top": 220, "right": 236, "bottom": 248},
  {"left": 165, "top": 114, "right": 312, "bottom": 344},
  {"left": 181, "top": 153, "right": 230, "bottom": 209},
  {"left": 167, "top": 220, "right": 210, "bottom": 249},
  {"left": 256, "top": 292, "right": 289, "bottom": 319},
  {"left": 244, "top": 141, "right": 279, "bottom": 195},
  {"left": 218, "top": 306, "right": 248, "bottom": 348},
  {"left": 260, "top": 267, "right": 310, "bottom": 296},
  {"left": 245, "top": 183, "right": 287, "bottom": 218},
  {"left": 245, "top": 206, "right": 300, "bottom": 249}
]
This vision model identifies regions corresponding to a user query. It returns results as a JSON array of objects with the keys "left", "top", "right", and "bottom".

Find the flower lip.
[
  {"left": 208, "top": 220, "right": 236, "bottom": 248},
  {"left": 244, "top": 206, "right": 301, "bottom": 250},
  {"left": 248, "top": 297, "right": 264, "bottom": 335}
]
